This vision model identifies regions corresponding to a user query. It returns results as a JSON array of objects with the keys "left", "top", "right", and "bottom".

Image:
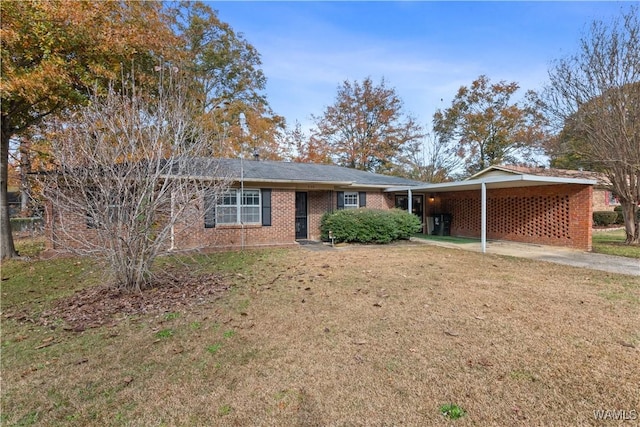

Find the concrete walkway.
[{"left": 411, "top": 238, "right": 640, "bottom": 277}]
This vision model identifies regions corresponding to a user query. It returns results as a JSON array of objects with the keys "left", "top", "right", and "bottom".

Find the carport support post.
[
  {"left": 407, "top": 189, "right": 412, "bottom": 216},
  {"left": 481, "top": 182, "right": 487, "bottom": 253}
]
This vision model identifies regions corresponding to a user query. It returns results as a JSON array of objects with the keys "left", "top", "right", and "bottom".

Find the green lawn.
[{"left": 592, "top": 229, "right": 640, "bottom": 258}]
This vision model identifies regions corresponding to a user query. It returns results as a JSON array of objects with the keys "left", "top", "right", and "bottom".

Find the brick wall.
[
  {"left": 307, "top": 191, "right": 332, "bottom": 241},
  {"left": 169, "top": 188, "right": 396, "bottom": 248},
  {"left": 45, "top": 185, "right": 592, "bottom": 252},
  {"left": 45, "top": 187, "right": 399, "bottom": 252},
  {"left": 592, "top": 188, "right": 620, "bottom": 212},
  {"left": 175, "top": 188, "right": 297, "bottom": 250},
  {"left": 435, "top": 184, "right": 592, "bottom": 250},
  {"left": 45, "top": 201, "right": 101, "bottom": 251}
]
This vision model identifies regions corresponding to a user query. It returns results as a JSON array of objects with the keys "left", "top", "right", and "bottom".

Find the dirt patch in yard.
[
  {"left": 5, "top": 269, "right": 230, "bottom": 331},
  {"left": 2, "top": 244, "right": 639, "bottom": 426}
]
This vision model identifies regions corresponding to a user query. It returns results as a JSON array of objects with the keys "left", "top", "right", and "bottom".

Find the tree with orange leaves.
[
  {"left": 0, "top": 0, "right": 179, "bottom": 258},
  {"left": 311, "top": 77, "right": 424, "bottom": 173},
  {"left": 433, "top": 75, "right": 548, "bottom": 176},
  {"left": 0, "top": 0, "right": 282, "bottom": 258},
  {"left": 286, "top": 121, "right": 333, "bottom": 164},
  {"left": 174, "top": 2, "right": 286, "bottom": 160}
]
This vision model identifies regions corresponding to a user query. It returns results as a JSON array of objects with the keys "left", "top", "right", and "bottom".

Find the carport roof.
[
  {"left": 386, "top": 173, "right": 596, "bottom": 254},
  {"left": 385, "top": 173, "right": 596, "bottom": 193}
]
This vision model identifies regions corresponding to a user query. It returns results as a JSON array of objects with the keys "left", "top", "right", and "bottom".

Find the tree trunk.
[
  {"left": 621, "top": 200, "right": 640, "bottom": 245},
  {"left": 20, "top": 139, "right": 32, "bottom": 216},
  {"left": 1, "top": 127, "right": 18, "bottom": 258}
]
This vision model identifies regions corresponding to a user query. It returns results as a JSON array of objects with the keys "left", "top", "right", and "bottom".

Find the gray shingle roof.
[{"left": 191, "top": 158, "right": 424, "bottom": 187}]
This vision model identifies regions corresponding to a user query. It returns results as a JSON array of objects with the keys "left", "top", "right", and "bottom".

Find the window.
[
  {"left": 207, "top": 189, "right": 263, "bottom": 226},
  {"left": 343, "top": 192, "right": 359, "bottom": 209},
  {"left": 337, "top": 191, "right": 366, "bottom": 210},
  {"left": 241, "top": 189, "right": 261, "bottom": 223},
  {"left": 217, "top": 191, "right": 239, "bottom": 224},
  {"left": 608, "top": 191, "right": 621, "bottom": 206}
]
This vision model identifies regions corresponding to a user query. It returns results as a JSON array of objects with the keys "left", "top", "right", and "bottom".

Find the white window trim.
[
  {"left": 343, "top": 191, "right": 359, "bottom": 209},
  {"left": 216, "top": 188, "right": 262, "bottom": 225}
]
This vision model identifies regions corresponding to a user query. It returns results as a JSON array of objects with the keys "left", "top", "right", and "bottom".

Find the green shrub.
[
  {"left": 613, "top": 205, "right": 640, "bottom": 224},
  {"left": 320, "top": 208, "right": 421, "bottom": 244},
  {"left": 593, "top": 211, "right": 618, "bottom": 226},
  {"left": 388, "top": 208, "right": 423, "bottom": 238},
  {"left": 614, "top": 206, "right": 624, "bottom": 224}
]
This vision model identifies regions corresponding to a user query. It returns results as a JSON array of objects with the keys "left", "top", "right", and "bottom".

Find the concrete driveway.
[{"left": 412, "top": 238, "right": 640, "bottom": 277}]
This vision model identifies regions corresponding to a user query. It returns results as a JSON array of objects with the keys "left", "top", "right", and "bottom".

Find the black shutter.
[
  {"left": 261, "top": 189, "right": 272, "bottom": 226},
  {"left": 337, "top": 191, "right": 344, "bottom": 210},
  {"left": 204, "top": 191, "right": 216, "bottom": 228},
  {"left": 359, "top": 192, "right": 366, "bottom": 207}
]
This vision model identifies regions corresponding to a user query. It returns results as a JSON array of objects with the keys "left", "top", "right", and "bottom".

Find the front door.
[{"left": 295, "top": 192, "right": 308, "bottom": 239}]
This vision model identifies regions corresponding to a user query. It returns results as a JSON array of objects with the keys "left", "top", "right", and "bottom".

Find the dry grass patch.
[{"left": 2, "top": 244, "right": 639, "bottom": 426}]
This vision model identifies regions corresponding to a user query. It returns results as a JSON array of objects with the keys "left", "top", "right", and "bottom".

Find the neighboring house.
[
  {"left": 7, "top": 187, "right": 21, "bottom": 217},
  {"left": 46, "top": 159, "right": 597, "bottom": 252},
  {"left": 469, "top": 165, "right": 618, "bottom": 212}
]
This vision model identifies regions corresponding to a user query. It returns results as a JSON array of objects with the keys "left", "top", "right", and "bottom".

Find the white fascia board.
[{"left": 385, "top": 174, "right": 596, "bottom": 192}]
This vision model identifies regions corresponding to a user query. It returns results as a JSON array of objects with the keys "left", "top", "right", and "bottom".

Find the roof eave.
[{"left": 386, "top": 174, "right": 597, "bottom": 192}]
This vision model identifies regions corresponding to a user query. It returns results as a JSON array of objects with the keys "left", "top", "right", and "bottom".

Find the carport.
[{"left": 388, "top": 174, "right": 596, "bottom": 252}]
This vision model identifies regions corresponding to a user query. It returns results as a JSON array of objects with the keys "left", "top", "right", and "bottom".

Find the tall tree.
[
  {"left": 544, "top": 6, "right": 640, "bottom": 244},
  {"left": 433, "top": 75, "right": 548, "bottom": 176},
  {"left": 311, "top": 77, "right": 423, "bottom": 173},
  {"left": 544, "top": 115, "right": 603, "bottom": 171},
  {"left": 174, "top": 1, "right": 286, "bottom": 159},
  {"left": 285, "top": 121, "right": 332, "bottom": 164},
  {"left": 0, "top": 0, "right": 178, "bottom": 258},
  {"left": 393, "top": 133, "right": 463, "bottom": 182}
]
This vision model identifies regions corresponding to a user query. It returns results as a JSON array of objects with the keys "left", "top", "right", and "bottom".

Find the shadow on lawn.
[{"left": 413, "top": 234, "right": 478, "bottom": 244}]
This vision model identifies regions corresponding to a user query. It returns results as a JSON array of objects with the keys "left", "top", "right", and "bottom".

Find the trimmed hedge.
[
  {"left": 593, "top": 211, "right": 619, "bottom": 226},
  {"left": 614, "top": 206, "right": 624, "bottom": 224},
  {"left": 320, "top": 208, "right": 422, "bottom": 244}
]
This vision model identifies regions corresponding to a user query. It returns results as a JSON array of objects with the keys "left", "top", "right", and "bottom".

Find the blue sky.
[{"left": 211, "top": 1, "right": 630, "bottom": 133}]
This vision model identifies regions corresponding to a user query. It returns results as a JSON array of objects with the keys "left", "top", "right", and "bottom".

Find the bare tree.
[
  {"left": 395, "top": 133, "right": 464, "bottom": 182},
  {"left": 545, "top": 6, "right": 640, "bottom": 244},
  {"left": 41, "top": 72, "right": 231, "bottom": 291}
]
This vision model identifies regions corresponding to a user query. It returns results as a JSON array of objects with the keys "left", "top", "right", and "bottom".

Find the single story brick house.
[
  {"left": 45, "top": 159, "right": 597, "bottom": 252},
  {"left": 45, "top": 159, "right": 423, "bottom": 252},
  {"left": 172, "top": 159, "right": 424, "bottom": 250}
]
